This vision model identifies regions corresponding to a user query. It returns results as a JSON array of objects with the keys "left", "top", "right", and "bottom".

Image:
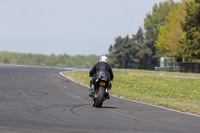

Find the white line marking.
[{"left": 60, "top": 71, "right": 89, "bottom": 88}]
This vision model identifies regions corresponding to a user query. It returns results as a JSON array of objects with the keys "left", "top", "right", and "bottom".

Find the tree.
[
  {"left": 0, "top": 51, "right": 99, "bottom": 68},
  {"left": 108, "top": 28, "right": 151, "bottom": 69},
  {"left": 143, "top": 0, "right": 176, "bottom": 69},
  {"left": 109, "top": 36, "right": 124, "bottom": 68},
  {"left": 181, "top": 0, "right": 200, "bottom": 61},
  {"left": 144, "top": 0, "right": 175, "bottom": 41},
  {"left": 156, "top": 1, "right": 187, "bottom": 58},
  {"left": 130, "top": 28, "right": 145, "bottom": 69},
  {"left": 108, "top": 35, "right": 135, "bottom": 69},
  {"left": 108, "top": 0, "right": 180, "bottom": 69}
]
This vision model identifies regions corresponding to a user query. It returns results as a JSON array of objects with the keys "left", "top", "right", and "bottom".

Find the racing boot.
[
  {"left": 105, "top": 93, "right": 110, "bottom": 99},
  {"left": 89, "top": 84, "right": 95, "bottom": 97},
  {"left": 105, "top": 83, "right": 111, "bottom": 99}
]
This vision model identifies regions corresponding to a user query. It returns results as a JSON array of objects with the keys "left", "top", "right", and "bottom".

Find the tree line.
[
  {"left": 108, "top": 0, "right": 200, "bottom": 69},
  {"left": 0, "top": 51, "right": 99, "bottom": 68}
]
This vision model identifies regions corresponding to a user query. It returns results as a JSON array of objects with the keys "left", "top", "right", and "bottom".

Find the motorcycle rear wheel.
[{"left": 94, "top": 86, "right": 105, "bottom": 108}]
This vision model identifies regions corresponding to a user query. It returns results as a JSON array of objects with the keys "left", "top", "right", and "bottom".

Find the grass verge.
[
  {"left": 64, "top": 72, "right": 200, "bottom": 115},
  {"left": 113, "top": 68, "right": 200, "bottom": 76}
]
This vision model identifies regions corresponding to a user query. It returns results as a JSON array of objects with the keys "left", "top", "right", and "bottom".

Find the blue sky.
[{"left": 0, "top": 0, "right": 181, "bottom": 55}]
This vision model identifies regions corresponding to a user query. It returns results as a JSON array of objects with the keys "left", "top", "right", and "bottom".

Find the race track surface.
[{"left": 0, "top": 65, "right": 199, "bottom": 133}]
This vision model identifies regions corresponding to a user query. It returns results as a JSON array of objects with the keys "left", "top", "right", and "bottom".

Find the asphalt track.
[{"left": 0, "top": 65, "right": 199, "bottom": 133}]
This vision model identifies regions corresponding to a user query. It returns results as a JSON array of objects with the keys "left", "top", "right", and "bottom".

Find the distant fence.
[
  {"left": 180, "top": 62, "right": 200, "bottom": 73},
  {"left": 155, "top": 66, "right": 180, "bottom": 72},
  {"left": 155, "top": 57, "right": 180, "bottom": 72}
]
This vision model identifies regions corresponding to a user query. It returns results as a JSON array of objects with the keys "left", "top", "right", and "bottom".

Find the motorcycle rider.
[{"left": 89, "top": 56, "right": 114, "bottom": 99}]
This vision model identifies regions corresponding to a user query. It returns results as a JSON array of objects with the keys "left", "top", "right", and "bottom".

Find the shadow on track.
[{"left": 100, "top": 106, "right": 117, "bottom": 109}]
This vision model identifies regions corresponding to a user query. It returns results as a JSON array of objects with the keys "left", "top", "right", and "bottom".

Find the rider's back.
[{"left": 89, "top": 62, "right": 113, "bottom": 80}]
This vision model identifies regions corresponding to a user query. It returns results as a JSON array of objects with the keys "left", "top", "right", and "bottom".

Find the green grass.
[
  {"left": 64, "top": 72, "right": 200, "bottom": 115},
  {"left": 113, "top": 68, "right": 200, "bottom": 76}
]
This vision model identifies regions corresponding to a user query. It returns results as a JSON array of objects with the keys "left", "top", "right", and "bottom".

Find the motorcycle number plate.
[{"left": 99, "top": 81, "right": 106, "bottom": 86}]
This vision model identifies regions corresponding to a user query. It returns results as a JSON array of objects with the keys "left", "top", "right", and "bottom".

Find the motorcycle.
[{"left": 92, "top": 76, "right": 110, "bottom": 108}]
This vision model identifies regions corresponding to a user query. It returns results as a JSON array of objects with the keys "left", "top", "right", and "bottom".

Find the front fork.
[{"left": 94, "top": 89, "right": 98, "bottom": 98}]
